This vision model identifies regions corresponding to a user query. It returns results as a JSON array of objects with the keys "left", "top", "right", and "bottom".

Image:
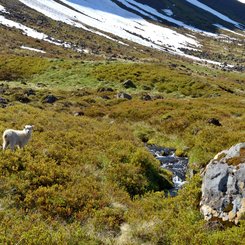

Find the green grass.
[{"left": 0, "top": 55, "right": 244, "bottom": 244}]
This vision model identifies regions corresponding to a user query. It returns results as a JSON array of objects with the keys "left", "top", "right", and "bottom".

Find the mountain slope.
[{"left": 0, "top": 0, "right": 244, "bottom": 65}]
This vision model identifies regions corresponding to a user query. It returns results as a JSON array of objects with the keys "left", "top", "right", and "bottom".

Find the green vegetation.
[{"left": 0, "top": 55, "right": 244, "bottom": 244}]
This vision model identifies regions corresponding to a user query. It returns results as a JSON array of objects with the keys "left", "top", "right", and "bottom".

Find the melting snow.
[
  {"left": 21, "top": 45, "right": 46, "bottom": 53},
  {"left": 214, "top": 24, "right": 245, "bottom": 37},
  {"left": 19, "top": 0, "right": 201, "bottom": 55},
  {"left": 0, "top": 13, "right": 74, "bottom": 49},
  {"left": 1, "top": 1, "right": 240, "bottom": 65},
  {"left": 0, "top": 5, "right": 8, "bottom": 13}
]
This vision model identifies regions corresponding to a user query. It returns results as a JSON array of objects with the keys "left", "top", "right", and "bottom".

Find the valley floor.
[{"left": 0, "top": 56, "right": 244, "bottom": 244}]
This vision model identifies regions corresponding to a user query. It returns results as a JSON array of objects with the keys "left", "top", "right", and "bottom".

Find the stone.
[
  {"left": 207, "top": 118, "right": 222, "bottom": 126},
  {"left": 122, "top": 79, "right": 136, "bottom": 89},
  {"left": 116, "top": 92, "right": 132, "bottom": 100},
  {"left": 141, "top": 94, "right": 152, "bottom": 101},
  {"left": 0, "top": 97, "right": 8, "bottom": 105},
  {"left": 200, "top": 143, "right": 245, "bottom": 223},
  {"left": 0, "top": 97, "right": 8, "bottom": 108},
  {"left": 42, "top": 94, "right": 58, "bottom": 104}
]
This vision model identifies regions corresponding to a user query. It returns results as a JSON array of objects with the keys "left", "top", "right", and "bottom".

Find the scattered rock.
[
  {"left": 42, "top": 94, "right": 58, "bottom": 104},
  {"left": 116, "top": 92, "right": 132, "bottom": 100},
  {"left": 122, "top": 79, "right": 136, "bottom": 89},
  {"left": 0, "top": 97, "right": 8, "bottom": 107},
  {"left": 207, "top": 118, "right": 222, "bottom": 126},
  {"left": 200, "top": 143, "right": 245, "bottom": 224},
  {"left": 141, "top": 94, "right": 152, "bottom": 101}
]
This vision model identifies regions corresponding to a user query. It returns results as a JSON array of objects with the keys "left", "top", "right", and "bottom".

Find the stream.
[{"left": 146, "top": 144, "right": 189, "bottom": 196}]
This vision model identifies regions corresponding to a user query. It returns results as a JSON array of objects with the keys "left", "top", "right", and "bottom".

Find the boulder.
[
  {"left": 200, "top": 143, "right": 245, "bottom": 224},
  {"left": 207, "top": 118, "right": 222, "bottom": 126},
  {"left": 116, "top": 92, "right": 132, "bottom": 100},
  {"left": 42, "top": 94, "right": 58, "bottom": 104},
  {"left": 122, "top": 79, "right": 136, "bottom": 89},
  {"left": 141, "top": 94, "right": 152, "bottom": 101}
]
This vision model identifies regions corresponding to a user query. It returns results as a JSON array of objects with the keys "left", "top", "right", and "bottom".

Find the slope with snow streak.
[
  {"left": 19, "top": 0, "right": 200, "bottom": 55},
  {"left": 185, "top": 0, "right": 243, "bottom": 29},
  {"left": 0, "top": 5, "right": 75, "bottom": 49}
]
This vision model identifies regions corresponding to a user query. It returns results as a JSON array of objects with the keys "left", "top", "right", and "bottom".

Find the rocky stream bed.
[{"left": 146, "top": 144, "right": 189, "bottom": 196}]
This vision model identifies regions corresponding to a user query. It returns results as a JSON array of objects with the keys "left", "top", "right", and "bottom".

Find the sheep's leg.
[
  {"left": 9, "top": 143, "right": 15, "bottom": 152},
  {"left": 2, "top": 140, "right": 9, "bottom": 150}
]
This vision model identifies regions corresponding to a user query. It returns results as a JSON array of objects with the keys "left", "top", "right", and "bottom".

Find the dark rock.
[
  {"left": 200, "top": 143, "right": 245, "bottom": 224},
  {"left": 0, "top": 97, "right": 8, "bottom": 107},
  {"left": 42, "top": 94, "right": 58, "bottom": 104},
  {"left": 116, "top": 92, "right": 132, "bottom": 100},
  {"left": 141, "top": 94, "right": 152, "bottom": 101},
  {"left": 208, "top": 118, "right": 222, "bottom": 126},
  {"left": 122, "top": 79, "right": 136, "bottom": 89}
]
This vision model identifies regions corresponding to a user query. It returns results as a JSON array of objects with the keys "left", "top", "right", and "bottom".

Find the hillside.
[
  {"left": 0, "top": 0, "right": 244, "bottom": 66},
  {"left": 0, "top": 1, "right": 245, "bottom": 244}
]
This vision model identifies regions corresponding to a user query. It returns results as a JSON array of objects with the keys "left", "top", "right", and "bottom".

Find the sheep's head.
[{"left": 24, "top": 125, "right": 34, "bottom": 133}]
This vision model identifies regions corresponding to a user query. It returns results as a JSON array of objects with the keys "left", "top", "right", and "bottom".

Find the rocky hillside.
[{"left": 0, "top": 0, "right": 244, "bottom": 65}]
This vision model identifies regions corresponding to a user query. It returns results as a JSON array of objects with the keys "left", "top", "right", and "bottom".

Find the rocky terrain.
[
  {"left": 0, "top": 1, "right": 244, "bottom": 244},
  {"left": 201, "top": 143, "right": 245, "bottom": 224}
]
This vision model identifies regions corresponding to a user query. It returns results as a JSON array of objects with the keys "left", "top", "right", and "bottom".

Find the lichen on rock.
[{"left": 200, "top": 143, "right": 245, "bottom": 224}]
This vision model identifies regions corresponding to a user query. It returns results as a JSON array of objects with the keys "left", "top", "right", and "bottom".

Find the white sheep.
[{"left": 2, "top": 125, "right": 34, "bottom": 151}]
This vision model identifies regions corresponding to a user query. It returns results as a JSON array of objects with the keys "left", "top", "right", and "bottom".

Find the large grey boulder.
[{"left": 200, "top": 143, "right": 245, "bottom": 224}]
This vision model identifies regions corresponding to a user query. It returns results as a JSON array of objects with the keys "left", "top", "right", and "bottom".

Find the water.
[{"left": 146, "top": 144, "right": 189, "bottom": 196}]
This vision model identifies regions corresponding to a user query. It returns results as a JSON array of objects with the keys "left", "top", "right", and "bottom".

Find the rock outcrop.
[{"left": 200, "top": 143, "right": 245, "bottom": 224}]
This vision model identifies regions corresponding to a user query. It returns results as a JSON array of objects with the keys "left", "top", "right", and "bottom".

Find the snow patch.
[
  {"left": 162, "top": 9, "right": 173, "bottom": 16},
  {"left": 21, "top": 45, "right": 46, "bottom": 53},
  {"left": 0, "top": 5, "right": 8, "bottom": 13},
  {"left": 0, "top": 14, "right": 74, "bottom": 48},
  {"left": 214, "top": 24, "right": 245, "bottom": 37},
  {"left": 19, "top": 0, "right": 201, "bottom": 54}
]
